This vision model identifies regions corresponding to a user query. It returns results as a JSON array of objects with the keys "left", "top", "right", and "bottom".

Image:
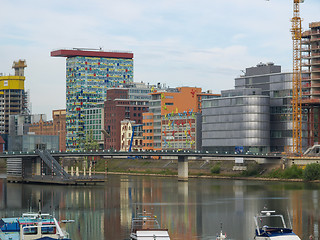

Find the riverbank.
[{"left": 102, "top": 157, "right": 313, "bottom": 183}]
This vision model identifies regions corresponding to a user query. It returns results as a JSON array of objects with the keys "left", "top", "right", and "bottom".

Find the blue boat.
[{"left": 0, "top": 212, "right": 72, "bottom": 240}]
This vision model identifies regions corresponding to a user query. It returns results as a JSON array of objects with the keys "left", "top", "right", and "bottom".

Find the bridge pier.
[{"left": 178, "top": 156, "right": 188, "bottom": 181}]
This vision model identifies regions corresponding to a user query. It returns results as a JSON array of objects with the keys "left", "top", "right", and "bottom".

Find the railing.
[{"left": 35, "top": 150, "right": 70, "bottom": 179}]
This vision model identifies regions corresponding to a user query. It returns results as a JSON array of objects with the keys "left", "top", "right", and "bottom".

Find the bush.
[
  {"left": 303, "top": 163, "right": 320, "bottom": 181},
  {"left": 283, "top": 165, "right": 303, "bottom": 179},
  {"left": 211, "top": 164, "right": 221, "bottom": 174},
  {"left": 241, "top": 164, "right": 261, "bottom": 177},
  {"left": 267, "top": 165, "right": 303, "bottom": 179},
  {"left": 267, "top": 168, "right": 283, "bottom": 178}
]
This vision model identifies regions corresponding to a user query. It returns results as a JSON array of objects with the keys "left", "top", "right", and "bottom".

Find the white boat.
[
  {"left": 253, "top": 210, "right": 301, "bottom": 240},
  {"left": 216, "top": 223, "right": 227, "bottom": 240},
  {"left": 0, "top": 201, "right": 72, "bottom": 240},
  {"left": 216, "top": 230, "right": 227, "bottom": 240},
  {"left": 130, "top": 210, "right": 170, "bottom": 240}
]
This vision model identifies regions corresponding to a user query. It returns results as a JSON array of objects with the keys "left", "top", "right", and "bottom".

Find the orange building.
[
  {"left": 143, "top": 87, "right": 220, "bottom": 150},
  {"left": 29, "top": 109, "right": 66, "bottom": 151}
]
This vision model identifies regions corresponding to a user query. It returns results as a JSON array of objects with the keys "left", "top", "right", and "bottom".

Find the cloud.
[{"left": 1, "top": 0, "right": 319, "bottom": 117}]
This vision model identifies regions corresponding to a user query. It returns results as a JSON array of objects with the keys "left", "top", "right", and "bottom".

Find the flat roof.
[{"left": 51, "top": 49, "right": 133, "bottom": 59}]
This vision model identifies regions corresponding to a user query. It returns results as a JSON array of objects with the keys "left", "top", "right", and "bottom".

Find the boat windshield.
[
  {"left": 255, "top": 211, "right": 288, "bottom": 229},
  {"left": 131, "top": 213, "right": 161, "bottom": 233}
]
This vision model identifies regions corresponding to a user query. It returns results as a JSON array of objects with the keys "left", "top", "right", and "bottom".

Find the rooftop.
[{"left": 51, "top": 48, "right": 133, "bottom": 59}]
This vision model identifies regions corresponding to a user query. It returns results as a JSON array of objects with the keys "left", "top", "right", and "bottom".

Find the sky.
[{"left": 0, "top": 0, "right": 319, "bottom": 119}]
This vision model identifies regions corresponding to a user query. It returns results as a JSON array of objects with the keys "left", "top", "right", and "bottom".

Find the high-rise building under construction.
[
  {"left": 51, "top": 49, "right": 134, "bottom": 151},
  {"left": 0, "top": 60, "right": 29, "bottom": 135},
  {"left": 301, "top": 21, "right": 320, "bottom": 146}
]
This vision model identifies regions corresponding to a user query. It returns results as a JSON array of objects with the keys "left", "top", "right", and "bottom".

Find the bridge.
[{"left": 0, "top": 149, "right": 284, "bottom": 183}]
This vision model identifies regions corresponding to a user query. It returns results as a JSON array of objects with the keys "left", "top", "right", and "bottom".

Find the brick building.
[
  {"left": 104, "top": 89, "right": 148, "bottom": 151},
  {"left": 29, "top": 109, "right": 66, "bottom": 151}
]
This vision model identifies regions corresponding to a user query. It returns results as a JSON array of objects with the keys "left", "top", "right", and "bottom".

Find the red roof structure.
[{"left": 51, "top": 49, "right": 133, "bottom": 59}]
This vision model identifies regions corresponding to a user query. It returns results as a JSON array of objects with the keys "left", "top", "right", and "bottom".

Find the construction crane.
[{"left": 291, "top": 0, "right": 304, "bottom": 155}]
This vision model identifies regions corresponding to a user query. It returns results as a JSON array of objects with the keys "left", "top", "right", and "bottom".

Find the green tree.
[{"left": 303, "top": 163, "right": 320, "bottom": 181}]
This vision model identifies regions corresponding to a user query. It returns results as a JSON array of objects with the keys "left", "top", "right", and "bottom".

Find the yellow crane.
[{"left": 291, "top": 0, "right": 304, "bottom": 155}]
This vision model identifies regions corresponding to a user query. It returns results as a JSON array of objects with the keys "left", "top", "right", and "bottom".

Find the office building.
[
  {"left": 29, "top": 110, "right": 66, "bottom": 151},
  {"left": 202, "top": 62, "right": 308, "bottom": 154},
  {"left": 235, "top": 62, "right": 307, "bottom": 152},
  {"left": 202, "top": 88, "right": 270, "bottom": 154},
  {"left": 51, "top": 49, "right": 133, "bottom": 151},
  {"left": 143, "top": 87, "right": 219, "bottom": 151},
  {"left": 104, "top": 88, "right": 148, "bottom": 151},
  {"left": 84, "top": 104, "right": 104, "bottom": 149}
]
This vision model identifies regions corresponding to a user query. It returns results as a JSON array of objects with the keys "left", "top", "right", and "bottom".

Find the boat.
[
  {"left": 253, "top": 210, "right": 301, "bottom": 240},
  {"left": 0, "top": 211, "right": 72, "bottom": 240},
  {"left": 130, "top": 210, "right": 170, "bottom": 240},
  {"left": 216, "top": 223, "right": 227, "bottom": 240},
  {"left": 216, "top": 230, "right": 227, "bottom": 240}
]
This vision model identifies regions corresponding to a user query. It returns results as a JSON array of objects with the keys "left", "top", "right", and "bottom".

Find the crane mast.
[{"left": 291, "top": 0, "right": 303, "bottom": 154}]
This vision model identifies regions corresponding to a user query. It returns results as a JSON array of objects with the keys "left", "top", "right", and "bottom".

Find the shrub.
[
  {"left": 283, "top": 164, "right": 303, "bottom": 179},
  {"left": 241, "top": 164, "right": 261, "bottom": 177},
  {"left": 211, "top": 164, "right": 221, "bottom": 174},
  {"left": 267, "top": 165, "right": 303, "bottom": 179},
  {"left": 303, "top": 163, "right": 320, "bottom": 181},
  {"left": 267, "top": 168, "right": 284, "bottom": 178}
]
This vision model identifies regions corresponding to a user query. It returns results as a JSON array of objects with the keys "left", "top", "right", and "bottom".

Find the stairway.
[{"left": 36, "top": 150, "right": 70, "bottom": 179}]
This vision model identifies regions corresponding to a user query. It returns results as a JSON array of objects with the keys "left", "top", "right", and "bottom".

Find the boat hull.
[{"left": 255, "top": 234, "right": 301, "bottom": 240}]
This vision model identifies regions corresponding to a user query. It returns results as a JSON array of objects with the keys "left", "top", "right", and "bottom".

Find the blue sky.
[{"left": 0, "top": 0, "right": 319, "bottom": 118}]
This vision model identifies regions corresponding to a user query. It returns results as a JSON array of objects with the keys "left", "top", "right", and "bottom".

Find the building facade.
[
  {"left": 29, "top": 110, "right": 66, "bottom": 151},
  {"left": 234, "top": 63, "right": 308, "bottom": 152},
  {"left": 84, "top": 105, "right": 104, "bottom": 149},
  {"left": 301, "top": 21, "right": 320, "bottom": 146},
  {"left": 202, "top": 88, "right": 270, "bottom": 154},
  {"left": 143, "top": 87, "right": 219, "bottom": 151},
  {"left": 51, "top": 49, "right": 133, "bottom": 151},
  {"left": 0, "top": 60, "right": 29, "bottom": 135},
  {"left": 104, "top": 88, "right": 148, "bottom": 151},
  {"left": 120, "top": 120, "right": 143, "bottom": 151}
]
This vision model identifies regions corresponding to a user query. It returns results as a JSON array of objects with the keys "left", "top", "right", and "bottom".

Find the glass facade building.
[
  {"left": 202, "top": 88, "right": 270, "bottom": 154},
  {"left": 84, "top": 105, "right": 104, "bottom": 149},
  {"left": 234, "top": 63, "right": 308, "bottom": 152}
]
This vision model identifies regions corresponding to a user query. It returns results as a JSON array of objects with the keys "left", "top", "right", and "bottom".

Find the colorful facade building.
[
  {"left": 104, "top": 88, "right": 149, "bottom": 151},
  {"left": 29, "top": 110, "right": 66, "bottom": 151},
  {"left": 0, "top": 60, "right": 29, "bottom": 135},
  {"left": 51, "top": 49, "right": 133, "bottom": 151},
  {"left": 143, "top": 87, "right": 220, "bottom": 151}
]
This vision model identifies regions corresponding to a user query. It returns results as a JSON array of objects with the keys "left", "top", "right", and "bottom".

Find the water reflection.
[{"left": 0, "top": 176, "right": 320, "bottom": 239}]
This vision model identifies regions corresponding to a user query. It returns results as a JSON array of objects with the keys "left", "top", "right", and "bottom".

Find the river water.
[{"left": 0, "top": 174, "right": 319, "bottom": 240}]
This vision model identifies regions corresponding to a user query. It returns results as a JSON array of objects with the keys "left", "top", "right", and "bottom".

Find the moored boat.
[
  {"left": 216, "top": 223, "right": 227, "bottom": 240},
  {"left": 253, "top": 210, "right": 301, "bottom": 240},
  {"left": 130, "top": 210, "right": 170, "bottom": 240},
  {"left": 0, "top": 211, "right": 72, "bottom": 240}
]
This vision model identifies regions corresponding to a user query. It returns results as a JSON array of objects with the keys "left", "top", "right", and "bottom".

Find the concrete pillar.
[
  {"left": 178, "top": 155, "right": 188, "bottom": 181},
  {"left": 83, "top": 166, "right": 86, "bottom": 176},
  {"left": 71, "top": 166, "right": 74, "bottom": 176},
  {"left": 35, "top": 159, "right": 41, "bottom": 176},
  {"left": 89, "top": 167, "right": 92, "bottom": 177},
  {"left": 76, "top": 166, "right": 79, "bottom": 176}
]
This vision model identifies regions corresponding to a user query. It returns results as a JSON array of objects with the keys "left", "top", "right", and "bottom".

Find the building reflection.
[{"left": 0, "top": 176, "right": 320, "bottom": 239}]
